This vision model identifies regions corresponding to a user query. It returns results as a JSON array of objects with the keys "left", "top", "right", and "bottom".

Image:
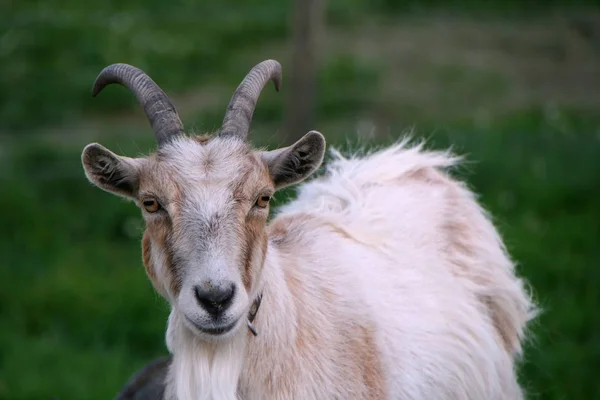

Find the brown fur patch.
[
  {"left": 137, "top": 170, "right": 184, "bottom": 297},
  {"left": 225, "top": 154, "right": 274, "bottom": 291},
  {"left": 268, "top": 213, "right": 314, "bottom": 249},
  {"left": 145, "top": 218, "right": 181, "bottom": 297},
  {"left": 354, "top": 324, "right": 386, "bottom": 399},
  {"left": 192, "top": 135, "right": 212, "bottom": 145},
  {"left": 322, "top": 286, "right": 336, "bottom": 302},
  {"left": 442, "top": 182, "right": 519, "bottom": 354},
  {"left": 403, "top": 167, "right": 521, "bottom": 354},
  {"left": 141, "top": 231, "right": 163, "bottom": 296},
  {"left": 323, "top": 221, "right": 354, "bottom": 241},
  {"left": 284, "top": 272, "right": 321, "bottom": 352},
  {"left": 231, "top": 169, "right": 256, "bottom": 201},
  {"left": 254, "top": 234, "right": 268, "bottom": 288},
  {"left": 241, "top": 217, "right": 268, "bottom": 291}
]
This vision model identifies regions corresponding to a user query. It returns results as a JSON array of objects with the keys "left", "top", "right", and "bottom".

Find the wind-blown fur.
[{"left": 162, "top": 138, "right": 536, "bottom": 399}]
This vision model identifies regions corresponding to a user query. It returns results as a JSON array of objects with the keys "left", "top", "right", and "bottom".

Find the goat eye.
[
  {"left": 255, "top": 195, "right": 271, "bottom": 208},
  {"left": 142, "top": 199, "right": 161, "bottom": 213}
]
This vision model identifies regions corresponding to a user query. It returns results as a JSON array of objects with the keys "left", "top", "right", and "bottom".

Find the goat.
[
  {"left": 116, "top": 356, "right": 171, "bottom": 400},
  {"left": 82, "top": 60, "right": 536, "bottom": 400}
]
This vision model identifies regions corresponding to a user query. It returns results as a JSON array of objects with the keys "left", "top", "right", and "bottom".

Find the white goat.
[{"left": 82, "top": 60, "right": 536, "bottom": 400}]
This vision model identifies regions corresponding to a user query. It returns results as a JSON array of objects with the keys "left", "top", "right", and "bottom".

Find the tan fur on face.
[
  {"left": 231, "top": 154, "right": 274, "bottom": 291},
  {"left": 136, "top": 136, "right": 274, "bottom": 304},
  {"left": 138, "top": 164, "right": 183, "bottom": 298},
  {"left": 142, "top": 217, "right": 182, "bottom": 297},
  {"left": 241, "top": 224, "right": 268, "bottom": 290},
  {"left": 142, "top": 232, "right": 165, "bottom": 297}
]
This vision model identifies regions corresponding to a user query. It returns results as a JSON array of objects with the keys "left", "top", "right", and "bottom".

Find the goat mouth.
[{"left": 186, "top": 317, "right": 239, "bottom": 336}]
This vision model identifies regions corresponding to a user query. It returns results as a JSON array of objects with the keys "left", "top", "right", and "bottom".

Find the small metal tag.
[{"left": 247, "top": 320, "right": 258, "bottom": 336}]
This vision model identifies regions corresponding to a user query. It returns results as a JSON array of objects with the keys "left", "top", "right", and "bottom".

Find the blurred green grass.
[
  {"left": 2, "top": 0, "right": 600, "bottom": 399},
  {"left": 2, "top": 0, "right": 597, "bottom": 131}
]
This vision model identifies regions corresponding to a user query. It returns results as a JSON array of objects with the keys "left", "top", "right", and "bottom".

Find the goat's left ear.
[{"left": 261, "top": 131, "right": 326, "bottom": 189}]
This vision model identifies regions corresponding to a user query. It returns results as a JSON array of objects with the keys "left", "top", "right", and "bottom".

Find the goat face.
[{"left": 81, "top": 61, "right": 325, "bottom": 341}]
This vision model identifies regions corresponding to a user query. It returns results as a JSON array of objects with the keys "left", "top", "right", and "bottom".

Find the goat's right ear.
[{"left": 81, "top": 143, "right": 141, "bottom": 200}]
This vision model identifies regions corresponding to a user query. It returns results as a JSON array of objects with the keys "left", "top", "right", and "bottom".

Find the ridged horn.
[
  {"left": 220, "top": 60, "right": 282, "bottom": 140},
  {"left": 92, "top": 64, "right": 184, "bottom": 145}
]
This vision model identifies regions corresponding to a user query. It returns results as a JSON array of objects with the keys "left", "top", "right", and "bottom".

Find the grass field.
[{"left": 1, "top": 1, "right": 599, "bottom": 399}]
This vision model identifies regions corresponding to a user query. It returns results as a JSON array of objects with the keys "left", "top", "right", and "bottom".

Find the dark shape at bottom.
[{"left": 115, "top": 356, "right": 172, "bottom": 400}]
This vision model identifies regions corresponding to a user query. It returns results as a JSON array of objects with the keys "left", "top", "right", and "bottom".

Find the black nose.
[{"left": 194, "top": 282, "right": 236, "bottom": 317}]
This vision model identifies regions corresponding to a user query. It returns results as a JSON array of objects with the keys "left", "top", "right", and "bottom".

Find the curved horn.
[
  {"left": 220, "top": 60, "right": 282, "bottom": 140},
  {"left": 92, "top": 64, "right": 184, "bottom": 145}
]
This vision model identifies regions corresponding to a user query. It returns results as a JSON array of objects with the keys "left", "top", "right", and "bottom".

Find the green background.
[{"left": 1, "top": 1, "right": 599, "bottom": 398}]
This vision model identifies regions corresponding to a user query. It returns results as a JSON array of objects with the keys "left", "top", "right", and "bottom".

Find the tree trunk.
[{"left": 282, "top": 0, "right": 325, "bottom": 145}]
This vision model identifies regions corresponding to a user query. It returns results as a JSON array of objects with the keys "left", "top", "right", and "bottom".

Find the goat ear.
[
  {"left": 261, "top": 131, "right": 326, "bottom": 189},
  {"left": 81, "top": 143, "right": 141, "bottom": 200}
]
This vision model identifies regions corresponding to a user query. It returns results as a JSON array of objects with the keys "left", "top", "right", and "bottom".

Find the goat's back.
[{"left": 271, "top": 141, "right": 535, "bottom": 399}]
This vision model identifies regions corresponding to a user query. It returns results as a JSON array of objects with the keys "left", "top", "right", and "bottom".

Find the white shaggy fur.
[{"left": 163, "top": 139, "right": 536, "bottom": 399}]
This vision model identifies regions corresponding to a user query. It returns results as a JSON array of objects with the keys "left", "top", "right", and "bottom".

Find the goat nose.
[{"left": 194, "top": 283, "right": 236, "bottom": 317}]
